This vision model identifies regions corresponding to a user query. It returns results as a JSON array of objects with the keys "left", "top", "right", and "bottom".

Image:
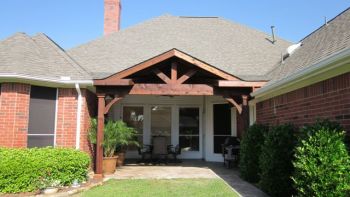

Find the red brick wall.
[
  {"left": 0, "top": 84, "right": 97, "bottom": 153},
  {"left": 55, "top": 88, "right": 78, "bottom": 148},
  {"left": 55, "top": 88, "right": 97, "bottom": 155},
  {"left": 0, "top": 83, "right": 30, "bottom": 148},
  {"left": 256, "top": 72, "right": 350, "bottom": 133},
  {"left": 80, "top": 89, "right": 97, "bottom": 153}
]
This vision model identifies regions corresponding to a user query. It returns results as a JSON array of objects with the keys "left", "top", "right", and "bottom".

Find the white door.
[
  {"left": 205, "top": 97, "right": 237, "bottom": 162},
  {"left": 177, "top": 106, "right": 202, "bottom": 159}
]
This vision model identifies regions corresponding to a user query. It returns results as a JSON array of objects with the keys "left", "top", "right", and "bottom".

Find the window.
[
  {"left": 179, "top": 107, "right": 200, "bottom": 151},
  {"left": 123, "top": 106, "right": 144, "bottom": 149},
  {"left": 27, "top": 86, "right": 57, "bottom": 148}
]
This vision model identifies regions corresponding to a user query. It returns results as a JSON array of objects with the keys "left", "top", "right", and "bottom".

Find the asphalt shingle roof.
[
  {"left": 267, "top": 7, "right": 350, "bottom": 84},
  {"left": 0, "top": 33, "right": 91, "bottom": 80},
  {"left": 68, "top": 15, "right": 292, "bottom": 80}
]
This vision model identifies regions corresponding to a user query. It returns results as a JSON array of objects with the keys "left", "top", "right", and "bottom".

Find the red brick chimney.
[{"left": 104, "top": 0, "right": 121, "bottom": 35}]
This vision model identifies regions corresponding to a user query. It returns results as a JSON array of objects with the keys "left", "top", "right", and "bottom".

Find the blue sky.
[{"left": 0, "top": 0, "right": 349, "bottom": 49}]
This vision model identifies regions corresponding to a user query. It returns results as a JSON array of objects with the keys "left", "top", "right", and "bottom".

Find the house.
[{"left": 0, "top": 0, "right": 349, "bottom": 178}]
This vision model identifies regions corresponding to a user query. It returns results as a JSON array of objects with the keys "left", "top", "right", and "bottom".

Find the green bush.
[
  {"left": 259, "top": 124, "right": 296, "bottom": 197},
  {"left": 239, "top": 123, "right": 268, "bottom": 183},
  {"left": 292, "top": 120, "right": 350, "bottom": 196},
  {"left": 0, "top": 147, "right": 90, "bottom": 193}
]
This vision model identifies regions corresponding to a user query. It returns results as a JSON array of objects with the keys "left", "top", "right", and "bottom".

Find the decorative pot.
[
  {"left": 103, "top": 156, "right": 118, "bottom": 174},
  {"left": 117, "top": 152, "right": 126, "bottom": 166},
  {"left": 42, "top": 187, "right": 58, "bottom": 195}
]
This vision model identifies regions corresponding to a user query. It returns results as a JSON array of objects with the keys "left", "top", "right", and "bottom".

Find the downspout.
[{"left": 75, "top": 83, "right": 83, "bottom": 150}]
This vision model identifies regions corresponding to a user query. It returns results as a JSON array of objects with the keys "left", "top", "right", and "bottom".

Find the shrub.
[
  {"left": 0, "top": 147, "right": 90, "bottom": 193},
  {"left": 259, "top": 124, "right": 296, "bottom": 197},
  {"left": 292, "top": 120, "right": 350, "bottom": 196},
  {"left": 239, "top": 123, "right": 268, "bottom": 183}
]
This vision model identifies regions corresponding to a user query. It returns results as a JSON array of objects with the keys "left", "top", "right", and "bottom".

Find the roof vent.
[
  {"left": 270, "top": 26, "right": 276, "bottom": 44},
  {"left": 286, "top": 42, "right": 302, "bottom": 56}
]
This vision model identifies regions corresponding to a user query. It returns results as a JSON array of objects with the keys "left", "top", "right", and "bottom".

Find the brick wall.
[
  {"left": 0, "top": 83, "right": 30, "bottom": 147},
  {"left": 256, "top": 72, "right": 350, "bottom": 133},
  {"left": 55, "top": 88, "right": 97, "bottom": 155},
  {"left": 0, "top": 83, "right": 97, "bottom": 154}
]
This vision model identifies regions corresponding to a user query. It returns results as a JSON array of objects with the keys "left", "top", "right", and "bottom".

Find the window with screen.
[
  {"left": 27, "top": 86, "right": 57, "bottom": 148},
  {"left": 213, "top": 104, "right": 232, "bottom": 153}
]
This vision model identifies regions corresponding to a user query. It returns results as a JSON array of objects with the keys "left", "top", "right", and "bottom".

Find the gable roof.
[
  {"left": 0, "top": 33, "right": 91, "bottom": 81},
  {"left": 267, "top": 7, "right": 350, "bottom": 84},
  {"left": 68, "top": 15, "right": 292, "bottom": 81}
]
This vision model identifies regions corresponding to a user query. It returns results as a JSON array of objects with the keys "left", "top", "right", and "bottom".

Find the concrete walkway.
[{"left": 105, "top": 160, "right": 268, "bottom": 197}]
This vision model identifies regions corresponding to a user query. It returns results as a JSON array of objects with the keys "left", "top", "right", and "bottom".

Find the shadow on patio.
[{"left": 104, "top": 159, "right": 268, "bottom": 197}]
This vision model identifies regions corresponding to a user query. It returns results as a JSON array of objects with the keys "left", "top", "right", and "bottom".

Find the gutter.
[
  {"left": 251, "top": 47, "right": 350, "bottom": 98},
  {"left": 0, "top": 73, "right": 93, "bottom": 86},
  {"left": 75, "top": 83, "right": 83, "bottom": 150}
]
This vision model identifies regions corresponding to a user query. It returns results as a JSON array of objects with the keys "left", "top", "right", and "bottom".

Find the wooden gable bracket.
[
  {"left": 153, "top": 61, "right": 198, "bottom": 85},
  {"left": 225, "top": 97, "right": 243, "bottom": 114},
  {"left": 153, "top": 68, "right": 171, "bottom": 84},
  {"left": 104, "top": 96, "right": 123, "bottom": 114}
]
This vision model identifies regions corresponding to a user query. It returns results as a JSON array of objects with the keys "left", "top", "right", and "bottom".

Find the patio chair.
[
  {"left": 167, "top": 144, "right": 181, "bottom": 163},
  {"left": 137, "top": 144, "right": 153, "bottom": 163},
  {"left": 152, "top": 136, "right": 168, "bottom": 164},
  {"left": 221, "top": 136, "right": 240, "bottom": 168}
]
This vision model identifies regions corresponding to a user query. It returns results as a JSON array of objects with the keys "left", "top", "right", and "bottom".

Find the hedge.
[
  {"left": 292, "top": 120, "right": 350, "bottom": 196},
  {"left": 0, "top": 147, "right": 90, "bottom": 193},
  {"left": 239, "top": 123, "right": 268, "bottom": 183},
  {"left": 259, "top": 124, "right": 296, "bottom": 197}
]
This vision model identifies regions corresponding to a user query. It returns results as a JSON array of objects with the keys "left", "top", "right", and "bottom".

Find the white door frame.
[
  {"left": 205, "top": 96, "right": 237, "bottom": 162},
  {"left": 115, "top": 96, "right": 204, "bottom": 159}
]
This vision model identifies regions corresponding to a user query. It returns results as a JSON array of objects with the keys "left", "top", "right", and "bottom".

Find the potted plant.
[
  {"left": 114, "top": 121, "right": 139, "bottom": 166},
  {"left": 88, "top": 119, "right": 138, "bottom": 174}
]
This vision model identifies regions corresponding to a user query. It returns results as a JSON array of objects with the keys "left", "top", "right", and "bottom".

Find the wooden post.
[
  {"left": 95, "top": 95, "right": 105, "bottom": 178},
  {"left": 240, "top": 95, "right": 249, "bottom": 138}
]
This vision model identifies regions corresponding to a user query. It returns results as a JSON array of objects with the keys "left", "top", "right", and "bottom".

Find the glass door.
[
  {"left": 150, "top": 106, "right": 172, "bottom": 145},
  {"left": 179, "top": 107, "right": 200, "bottom": 152},
  {"left": 213, "top": 104, "right": 232, "bottom": 154}
]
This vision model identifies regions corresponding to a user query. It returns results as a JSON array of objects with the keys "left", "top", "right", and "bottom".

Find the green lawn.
[{"left": 77, "top": 179, "right": 239, "bottom": 197}]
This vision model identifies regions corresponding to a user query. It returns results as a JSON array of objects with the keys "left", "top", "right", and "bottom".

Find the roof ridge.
[
  {"left": 34, "top": 33, "right": 91, "bottom": 78},
  {"left": 300, "top": 6, "right": 350, "bottom": 42}
]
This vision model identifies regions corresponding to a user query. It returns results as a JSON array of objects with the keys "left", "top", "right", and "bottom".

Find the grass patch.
[{"left": 78, "top": 179, "right": 238, "bottom": 197}]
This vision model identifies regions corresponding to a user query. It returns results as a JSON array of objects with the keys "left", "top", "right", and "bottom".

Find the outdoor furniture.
[
  {"left": 167, "top": 144, "right": 182, "bottom": 163},
  {"left": 137, "top": 144, "right": 153, "bottom": 163},
  {"left": 152, "top": 136, "right": 168, "bottom": 163},
  {"left": 221, "top": 136, "right": 240, "bottom": 168}
]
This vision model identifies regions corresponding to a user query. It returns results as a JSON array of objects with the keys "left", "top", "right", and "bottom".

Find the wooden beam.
[
  {"left": 218, "top": 80, "right": 267, "bottom": 87},
  {"left": 95, "top": 95, "right": 105, "bottom": 176},
  {"left": 177, "top": 69, "right": 197, "bottom": 84},
  {"left": 104, "top": 96, "right": 123, "bottom": 114},
  {"left": 94, "top": 79, "right": 134, "bottom": 86},
  {"left": 109, "top": 50, "right": 176, "bottom": 80},
  {"left": 171, "top": 62, "right": 178, "bottom": 84},
  {"left": 129, "top": 84, "right": 214, "bottom": 95},
  {"left": 97, "top": 49, "right": 239, "bottom": 83},
  {"left": 153, "top": 69, "right": 171, "bottom": 84},
  {"left": 225, "top": 97, "right": 243, "bottom": 114},
  {"left": 173, "top": 50, "right": 238, "bottom": 80}
]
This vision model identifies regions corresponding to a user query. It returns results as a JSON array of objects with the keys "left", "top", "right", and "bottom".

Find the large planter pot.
[
  {"left": 117, "top": 152, "right": 126, "bottom": 166},
  {"left": 103, "top": 156, "right": 118, "bottom": 174}
]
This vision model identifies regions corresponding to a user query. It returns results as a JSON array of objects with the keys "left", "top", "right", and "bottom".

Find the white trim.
[
  {"left": 252, "top": 47, "right": 350, "bottom": 100},
  {"left": 249, "top": 100, "right": 256, "bottom": 126},
  {"left": 0, "top": 73, "right": 93, "bottom": 86},
  {"left": 75, "top": 83, "right": 83, "bottom": 150},
  {"left": 54, "top": 88, "right": 58, "bottom": 147}
]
